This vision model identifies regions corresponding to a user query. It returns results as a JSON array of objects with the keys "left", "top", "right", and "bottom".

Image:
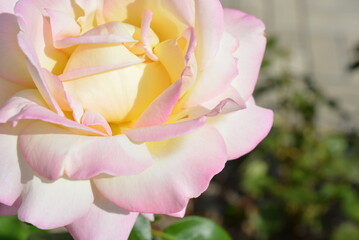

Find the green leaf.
[
  {"left": 129, "top": 215, "right": 152, "bottom": 240},
  {"left": 161, "top": 216, "right": 232, "bottom": 240},
  {"left": 27, "top": 232, "right": 73, "bottom": 240},
  {"left": 0, "top": 216, "right": 47, "bottom": 240}
]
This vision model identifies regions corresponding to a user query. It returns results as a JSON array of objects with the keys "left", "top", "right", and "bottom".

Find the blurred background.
[
  {"left": 188, "top": 1, "right": 359, "bottom": 240},
  {"left": 221, "top": 0, "right": 359, "bottom": 129}
]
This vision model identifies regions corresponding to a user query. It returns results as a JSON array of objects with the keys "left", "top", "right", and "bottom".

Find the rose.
[{"left": 0, "top": 0, "right": 273, "bottom": 239}]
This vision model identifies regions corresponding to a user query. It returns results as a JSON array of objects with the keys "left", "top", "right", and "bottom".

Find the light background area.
[{"left": 220, "top": 0, "right": 359, "bottom": 130}]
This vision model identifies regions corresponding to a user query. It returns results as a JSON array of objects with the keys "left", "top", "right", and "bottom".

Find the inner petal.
[
  {"left": 154, "top": 36, "right": 187, "bottom": 83},
  {"left": 63, "top": 62, "right": 171, "bottom": 123},
  {"left": 103, "top": 0, "right": 187, "bottom": 41},
  {"left": 63, "top": 43, "right": 143, "bottom": 74}
]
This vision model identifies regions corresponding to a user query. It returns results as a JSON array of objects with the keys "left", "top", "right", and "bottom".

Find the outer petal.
[
  {"left": 194, "top": 0, "right": 224, "bottom": 70},
  {"left": 0, "top": 0, "right": 17, "bottom": 13},
  {"left": 0, "top": 124, "right": 24, "bottom": 205},
  {"left": 95, "top": 125, "right": 227, "bottom": 214},
  {"left": 168, "top": 207, "right": 186, "bottom": 218},
  {"left": 223, "top": 8, "right": 266, "bottom": 101},
  {"left": 171, "top": 86, "right": 246, "bottom": 127},
  {"left": 201, "top": 86, "right": 246, "bottom": 113},
  {"left": 67, "top": 193, "right": 138, "bottom": 240},
  {"left": 0, "top": 89, "right": 106, "bottom": 136},
  {"left": 18, "top": 177, "right": 93, "bottom": 229},
  {"left": 0, "top": 13, "right": 33, "bottom": 86},
  {"left": 19, "top": 121, "right": 153, "bottom": 180},
  {"left": 15, "top": 0, "right": 77, "bottom": 17},
  {"left": 15, "top": 0, "right": 69, "bottom": 75},
  {"left": 17, "top": 32, "right": 64, "bottom": 115},
  {"left": 208, "top": 103, "right": 273, "bottom": 160},
  {"left": 184, "top": 32, "right": 239, "bottom": 106}
]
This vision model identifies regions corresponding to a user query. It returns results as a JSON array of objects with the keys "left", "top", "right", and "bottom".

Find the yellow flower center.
[{"left": 61, "top": 22, "right": 172, "bottom": 123}]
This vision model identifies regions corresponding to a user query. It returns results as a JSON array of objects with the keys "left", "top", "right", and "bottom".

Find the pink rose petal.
[
  {"left": 46, "top": 8, "right": 81, "bottom": 42},
  {"left": 17, "top": 33, "right": 64, "bottom": 115},
  {"left": 223, "top": 8, "right": 267, "bottom": 101},
  {"left": 0, "top": 13, "right": 33, "bottom": 86},
  {"left": 81, "top": 110, "right": 112, "bottom": 135},
  {"left": 184, "top": 31, "right": 239, "bottom": 106},
  {"left": 67, "top": 193, "right": 138, "bottom": 240},
  {"left": 168, "top": 207, "right": 187, "bottom": 218},
  {"left": 0, "top": 89, "right": 106, "bottom": 136},
  {"left": 15, "top": 0, "right": 70, "bottom": 74},
  {"left": 209, "top": 103, "right": 273, "bottom": 160},
  {"left": 95, "top": 125, "right": 227, "bottom": 214},
  {"left": 19, "top": 121, "right": 153, "bottom": 180},
  {"left": 0, "top": 0, "right": 18, "bottom": 13},
  {"left": 141, "top": 10, "right": 159, "bottom": 61},
  {"left": 0, "top": 124, "right": 24, "bottom": 205},
  {"left": 194, "top": 0, "right": 224, "bottom": 70},
  {"left": 55, "top": 21, "right": 137, "bottom": 48},
  {"left": 134, "top": 80, "right": 183, "bottom": 128},
  {"left": 18, "top": 176, "right": 93, "bottom": 229},
  {"left": 124, "top": 116, "right": 206, "bottom": 143}
]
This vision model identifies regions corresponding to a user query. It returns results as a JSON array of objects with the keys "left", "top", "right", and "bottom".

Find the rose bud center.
[{"left": 61, "top": 21, "right": 172, "bottom": 124}]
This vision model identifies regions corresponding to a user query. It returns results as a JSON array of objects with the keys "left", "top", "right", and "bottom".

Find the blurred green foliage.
[
  {"left": 192, "top": 37, "right": 359, "bottom": 240},
  {"left": 0, "top": 216, "right": 44, "bottom": 240},
  {"left": 0, "top": 216, "right": 72, "bottom": 240}
]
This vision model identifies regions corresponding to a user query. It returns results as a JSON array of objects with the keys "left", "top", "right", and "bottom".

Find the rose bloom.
[{"left": 0, "top": 0, "right": 273, "bottom": 239}]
